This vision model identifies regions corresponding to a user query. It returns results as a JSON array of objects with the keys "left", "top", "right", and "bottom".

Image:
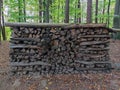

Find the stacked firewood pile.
[{"left": 7, "top": 23, "right": 112, "bottom": 75}]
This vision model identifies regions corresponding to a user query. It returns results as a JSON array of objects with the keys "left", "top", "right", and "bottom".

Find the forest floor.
[{"left": 0, "top": 40, "right": 120, "bottom": 90}]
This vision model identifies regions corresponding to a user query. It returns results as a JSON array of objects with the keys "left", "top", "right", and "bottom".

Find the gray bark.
[
  {"left": 87, "top": 0, "right": 92, "bottom": 23},
  {"left": 39, "top": 0, "right": 42, "bottom": 23},
  {"left": 65, "top": 0, "right": 69, "bottom": 23},
  {"left": 95, "top": 0, "right": 98, "bottom": 23},
  {"left": 23, "top": 0, "right": 26, "bottom": 22},
  {"left": 1, "top": 0, "right": 6, "bottom": 40},
  {"left": 113, "top": 0, "right": 120, "bottom": 39}
]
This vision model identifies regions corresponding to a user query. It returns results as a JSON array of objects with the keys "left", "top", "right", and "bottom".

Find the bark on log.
[{"left": 10, "top": 61, "right": 51, "bottom": 66}]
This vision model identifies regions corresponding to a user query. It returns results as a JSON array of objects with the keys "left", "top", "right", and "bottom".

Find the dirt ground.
[{"left": 0, "top": 40, "right": 120, "bottom": 90}]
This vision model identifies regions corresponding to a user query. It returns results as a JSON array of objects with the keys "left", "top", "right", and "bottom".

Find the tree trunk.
[
  {"left": 107, "top": 0, "right": 111, "bottom": 27},
  {"left": 1, "top": 0, "right": 6, "bottom": 40},
  {"left": 18, "top": 0, "right": 22, "bottom": 22},
  {"left": 43, "top": 1, "right": 46, "bottom": 22},
  {"left": 62, "top": 1, "right": 64, "bottom": 22},
  {"left": 39, "top": 0, "right": 42, "bottom": 23},
  {"left": 23, "top": 0, "right": 26, "bottom": 22},
  {"left": 65, "top": 0, "right": 69, "bottom": 23},
  {"left": 95, "top": 0, "right": 98, "bottom": 23},
  {"left": 74, "top": 2, "right": 77, "bottom": 23},
  {"left": 2, "top": 9, "right": 6, "bottom": 40},
  {"left": 57, "top": 0, "right": 60, "bottom": 23},
  {"left": 113, "top": 0, "right": 120, "bottom": 28},
  {"left": 113, "top": 0, "right": 120, "bottom": 39},
  {"left": 0, "top": 0, "right": 2, "bottom": 43},
  {"left": 87, "top": 0, "right": 92, "bottom": 23},
  {"left": 102, "top": 0, "right": 106, "bottom": 23},
  {"left": 45, "top": 0, "right": 49, "bottom": 23},
  {"left": 77, "top": 0, "right": 81, "bottom": 23}
]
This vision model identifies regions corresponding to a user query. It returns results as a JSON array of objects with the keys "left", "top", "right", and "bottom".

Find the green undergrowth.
[{"left": 5, "top": 27, "right": 12, "bottom": 40}]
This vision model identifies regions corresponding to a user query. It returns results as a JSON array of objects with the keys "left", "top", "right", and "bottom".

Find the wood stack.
[{"left": 6, "top": 23, "right": 112, "bottom": 75}]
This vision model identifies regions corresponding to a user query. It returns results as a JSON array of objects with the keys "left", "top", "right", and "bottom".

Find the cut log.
[
  {"left": 79, "top": 48, "right": 109, "bottom": 51},
  {"left": 75, "top": 61, "right": 111, "bottom": 64},
  {"left": 80, "top": 35, "right": 110, "bottom": 38},
  {"left": 10, "top": 45, "right": 42, "bottom": 49},
  {"left": 80, "top": 41, "right": 110, "bottom": 45},
  {"left": 10, "top": 61, "right": 51, "bottom": 66}
]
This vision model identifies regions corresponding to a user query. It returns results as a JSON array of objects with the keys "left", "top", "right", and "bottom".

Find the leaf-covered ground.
[{"left": 0, "top": 40, "right": 120, "bottom": 90}]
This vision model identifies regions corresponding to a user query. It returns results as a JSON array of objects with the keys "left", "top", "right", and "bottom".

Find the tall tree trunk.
[
  {"left": 23, "top": 0, "right": 26, "bottom": 22},
  {"left": 2, "top": 9, "right": 6, "bottom": 40},
  {"left": 57, "top": 0, "right": 60, "bottom": 23},
  {"left": 65, "top": 0, "right": 69, "bottom": 23},
  {"left": 87, "top": 0, "right": 92, "bottom": 23},
  {"left": 0, "top": 0, "right": 2, "bottom": 43},
  {"left": 74, "top": 2, "right": 77, "bottom": 23},
  {"left": 95, "top": 0, "right": 98, "bottom": 23},
  {"left": 113, "top": 0, "right": 120, "bottom": 28},
  {"left": 43, "top": 0, "right": 46, "bottom": 23},
  {"left": 113, "top": 0, "right": 120, "bottom": 39},
  {"left": 39, "top": 0, "right": 42, "bottom": 23},
  {"left": 1, "top": 0, "right": 6, "bottom": 40},
  {"left": 43, "top": 1, "right": 46, "bottom": 22},
  {"left": 81, "top": 0, "right": 83, "bottom": 23},
  {"left": 77, "top": 0, "right": 81, "bottom": 23},
  {"left": 107, "top": 0, "right": 111, "bottom": 27},
  {"left": 45, "top": 0, "right": 49, "bottom": 23},
  {"left": 102, "top": 0, "right": 106, "bottom": 23},
  {"left": 62, "top": 0, "right": 64, "bottom": 22},
  {"left": 18, "top": 0, "right": 22, "bottom": 22}
]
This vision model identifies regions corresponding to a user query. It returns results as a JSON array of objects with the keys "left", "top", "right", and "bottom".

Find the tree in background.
[
  {"left": 23, "top": 0, "right": 26, "bottom": 22},
  {"left": 107, "top": 0, "right": 111, "bottom": 27},
  {"left": 57, "top": 0, "right": 60, "bottom": 23},
  {"left": 0, "top": 0, "right": 6, "bottom": 41},
  {"left": 3, "top": 0, "right": 116, "bottom": 25},
  {"left": 65, "top": 0, "right": 69, "bottom": 23},
  {"left": 113, "top": 0, "right": 120, "bottom": 28},
  {"left": 18, "top": 0, "right": 26, "bottom": 22},
  {"left": 39, "top": 0, "right": 42, "bottom": 23},
  {"left": 95, "top": 0, "right": 98, "bottom": 23},
  {"left": 45, "top": 0, "right": 50, "bottom": 23},
  {"left": 113, "top": 0, "right": 120, "bottom": 39},
  {"left": 102, "top": 0, "right": 106, "bottom": 23},
  {"left": 87, "top": 0, "right": 92, "bottom": 23},
  {"left": 0, "top": 0, "right": 2, "bottom": 42},
  {"left": 77, "top": 0, "right": 81, "bottom": 23},
  {"left": 18, "top": 0, "right": 22, "bottom": 22}
]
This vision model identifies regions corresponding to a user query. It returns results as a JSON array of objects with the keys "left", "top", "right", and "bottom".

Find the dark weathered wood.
[
  {"left": 76, "top": 68, "right": 111, "bottom": 70},
  {"left": 111, "top": 28, "right": 120, "bottom": 32},
  {"left": 75, "top": 61, "right": 111, "bottom": 64},
  {"left": 112, "top": 63, "right": 120, "bottom": 70},
  {"left": 5, "top": 22, "right": 107, "bottom": 28},
  {"left": 63, "top": 24, "right": 106, "bottom": 29},
  {"left": 79, "top": 54, "right": 107, "bottom": 58},
  {"left": 80, "top": 35, "right": 110, "bottom": 38},
  {"left": 10, "top": 38, "right": 37, "bottom": 41},
  {"left": 79, "top": 48, "right": 109, "bottom": 51},
  {"left": 10, "top": 61, "right": 51, "bottom": 66},
  {"left": 10, "top": 45, "right": 41, "bottom": 49},
  {"left": 80, "top": 41, "right": 110, "bottom": 45},
  {"left": 5, "top": 22, "right": 69, "bottom": 27},
  {"left": 10, "top": 52, "right": 35, "bottom": 55}
]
